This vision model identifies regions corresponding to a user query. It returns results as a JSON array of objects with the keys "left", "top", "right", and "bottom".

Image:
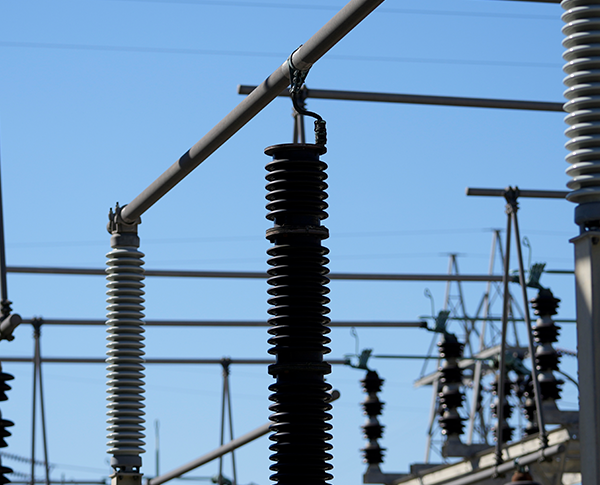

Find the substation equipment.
[{"left": 0, "top": 0, "right": 598, "bottom": 485}]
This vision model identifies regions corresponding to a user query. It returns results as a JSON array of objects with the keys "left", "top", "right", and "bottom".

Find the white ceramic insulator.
[
  {"left": 105, "top": 246, "right": 146, "bottom": 458},
  {"left": 563, "top": 0, "right": 600, "bottom": 204}
]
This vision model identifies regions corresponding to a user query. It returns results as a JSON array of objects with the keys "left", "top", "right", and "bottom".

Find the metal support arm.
[{"left": 119, "top": 0, "right": 384, "bottom": 223}]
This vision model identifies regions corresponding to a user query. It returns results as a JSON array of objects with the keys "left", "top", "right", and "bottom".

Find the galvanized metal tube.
[
  {"left": 237, "top": 85, "right": 564, "bottom": 112},
  {"left": 7, "top": 266, "right": 503, "bottom": 282},
  {"left": 120, "top": 0, "right": 384, "bottom": 224}
]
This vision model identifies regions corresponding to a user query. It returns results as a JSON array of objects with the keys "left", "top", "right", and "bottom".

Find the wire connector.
[{"left": 287, "top": 47, "right": 327, "bottom": 146}]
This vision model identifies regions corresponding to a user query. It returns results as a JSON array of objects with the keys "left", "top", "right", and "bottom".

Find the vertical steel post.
[
  {"left": 106, "top": 204, "right": 146, "bottom": 485},
  {"left": 494, "top": 203, "right": 512, "bottom": 466},
  {"left": 31, "top": 321, "right": 51, "bottom": 485},
  {"left": 511, "top": 209, "right": 547, "bottom": 447}
]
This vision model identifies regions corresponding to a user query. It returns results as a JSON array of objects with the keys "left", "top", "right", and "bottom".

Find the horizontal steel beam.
[
  {"left": 120, "top": 0, "right": 385, "bottom": 223},
  {"left": 20, "top": 318, "right": 427, "bottom": 328},
  {"left": 0, "top": 357, "right": 350, "bottom": 365},
  {"left": 6, "top": 266, "right": 504, "bottom": 282},
  {"left": 466, "top": 187, "right": 569, "bottom": 199},
  {"left": 237, "top": 85, "right": 563, "bottom": 112}
]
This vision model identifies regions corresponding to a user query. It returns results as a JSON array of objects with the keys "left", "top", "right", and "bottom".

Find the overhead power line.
[
  {"left": 106, "top": 0, "right": 560, "bottom": 20},
  {"left": 0, "top": 41, "right": 560, "bottom": 69}
]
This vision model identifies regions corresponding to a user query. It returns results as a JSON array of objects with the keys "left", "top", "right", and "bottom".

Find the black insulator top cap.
[
  {"left": 361, "top": 370, "right": 384, "bottom": 392},
  {"left": 530, "top": 288, "right": 560, "bottom": 316}
]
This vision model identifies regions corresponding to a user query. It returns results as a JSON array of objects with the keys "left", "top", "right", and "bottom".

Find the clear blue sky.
[{"left": 0, "top": 1, "right": 577, "bottom": 485}]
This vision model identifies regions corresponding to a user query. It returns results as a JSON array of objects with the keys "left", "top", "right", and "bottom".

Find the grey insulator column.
[
  {"left": 562, "top": 3, "right": 600, "bottom": 483},
  {"left": 563, "top": 0, "right": 600, "bottom": 227},
  {"left": 105, "top": 204, "right": 146, "bottom": 485}
]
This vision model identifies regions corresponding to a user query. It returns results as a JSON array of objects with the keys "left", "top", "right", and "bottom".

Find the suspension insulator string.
[
  {"left": 264, "top": 143, "right": 333, "bottom": 485},
  {"left": 106, "top": 204, "right": 146, "bottom": 485}
]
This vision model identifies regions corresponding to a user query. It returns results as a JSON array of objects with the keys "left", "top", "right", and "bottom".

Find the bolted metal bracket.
[
  {"left": 0, "top": 313, "right": 22, "bottom": 342},
  {"left": 111, "top": 470, "right": 143, "bottom": 485},
  {"left": 108, "top": 203, "right": 141, "bottom": 248}
]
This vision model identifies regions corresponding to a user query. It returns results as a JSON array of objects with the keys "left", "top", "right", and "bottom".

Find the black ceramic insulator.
[
  {"left": 264, "top": 144, "right": 333, "bottom": 485},
  {"left": 439, "top": 412, "right": 465, "bottom": 436},
  {"left": 437, "top": 334, "right": 465, "bottom": 438},
  {"left": 523, "top": 383, "right": 540, "bottom": 436},
  {"left": 530, "top": 289, "right": 563, "bottom": 401},
  {"left": 0, "top": 466, "right": 11, "bottom": 485},
  {"left": 360, "top": 370, "right": 386, "bottom": 465},
  {"left": 492, "top": 423, "right": 514, "bottom": 443},
  {"left": 530, "top": 289, "right": 560, "bottom": 317},
  {"left": 491, "top": 399, "right": 513, "bottom": 420},
  {"left": 0, "top": 372, "right": 13, "bottom": 402},
  {"left": 0, "top": 368, "right": 13, "bottom": 483}
]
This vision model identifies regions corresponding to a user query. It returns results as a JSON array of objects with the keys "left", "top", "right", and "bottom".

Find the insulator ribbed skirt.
[
  {"left": 106, "top": 246, "right": 146, "bottom": 466},
  {"left": 562, "top": 0, "right": 600, "bottom": 225},
  {"left": 360, "top": 371, "right": 385, "bottom": 465},
  {"left": 437, "top": 335, "right": 465, "bottom": 437},
  {"left": 264, "top": 144, "right": 333, "bottom": 485},
  {"left": 0, "top": 367, "right": 13, "bottom": 483}
]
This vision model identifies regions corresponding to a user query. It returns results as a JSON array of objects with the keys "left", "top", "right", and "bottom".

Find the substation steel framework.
[{"left": 3, "top": 0, "right": 600, "bottom": 484}]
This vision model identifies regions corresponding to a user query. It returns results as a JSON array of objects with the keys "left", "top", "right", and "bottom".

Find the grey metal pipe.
[
  {"left": 19, "top": 319, "right": 427, "bottom": 328},
  {"left": 119, "top": 0, "right": 385, "bottom": 223},
  {"left": 440, "top": 443, "right": 565, "bottom": 485},
  {"left": 145, "top": 424, "right": 262, "bottom": 485},
  {"left": 6, "top": 266, "right": 503, "bottom": 282},
  {"left": 466, "top": 187, "right": 569, "bottom": 198},
  {"left": 147, "top": 392, "right": 340, "bottom": 485},
  {"left": 237, "top": 85, "right": 564, "bottom": 112}
]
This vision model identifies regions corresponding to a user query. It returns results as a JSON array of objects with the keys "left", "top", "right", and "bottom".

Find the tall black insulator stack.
[
  {"left": 490, "top": 376, "right": 514, "bottom": 443},
  {"left": 264, "top": 144, "right": 333, "bottom": 485},
  {"left": 0, "top": 366, "right": 14, "bottom": 484},
  {"left": 437, "top": 333, "right": 465, "bottom": 439},
  {"left": 360, "top": 370, "right": 385, "bottom": 466},
  {"left": 530, "top": 289, "right": 563, "bottom": 402}
]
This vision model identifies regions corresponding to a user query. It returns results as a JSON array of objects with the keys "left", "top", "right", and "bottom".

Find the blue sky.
[{"left": 0, "top": 1, "right": 578, "bottom": 485}]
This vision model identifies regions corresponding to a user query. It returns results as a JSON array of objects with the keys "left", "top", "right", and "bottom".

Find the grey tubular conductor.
[
  {"left": 237, "top": 85, "right": 564, "bottom": 112},
  {"left": 119, "top": 0, "right": 384, "bottom": 224}
]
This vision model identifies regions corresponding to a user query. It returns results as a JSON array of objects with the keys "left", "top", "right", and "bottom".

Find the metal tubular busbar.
[{"left": 119, "top": 0, "right": 385, "bottom": 223}]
